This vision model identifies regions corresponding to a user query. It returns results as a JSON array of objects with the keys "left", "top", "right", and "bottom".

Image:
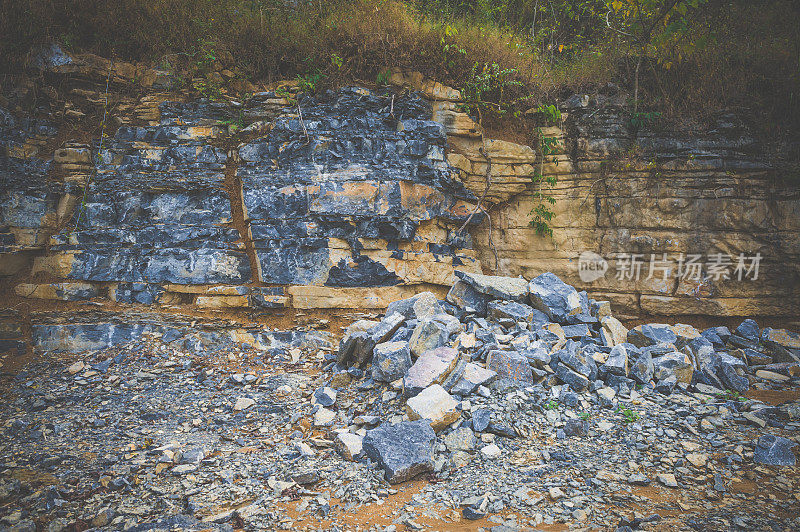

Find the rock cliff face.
[
  {"left": 1, "top": 50, "right": 798, "bottom": 354},
  {"left": 467, "top": 101, "right": 800, "bottom": 318}
]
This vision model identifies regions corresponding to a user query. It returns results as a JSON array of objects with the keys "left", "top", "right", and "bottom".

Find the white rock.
[
  {"left": 480, "top": 443, "right": 501, "bottom": 459},
  {"left": 335, "top": 432, "right": 364, "bottom": 461},
  {"left": 597, "top": 387, "right": 616, "bottom": 401},
  {"left": 295, "top": 442, "right": 315, "bottom": 457},
  {"left": 313, "top": 407, "right": 336, "bottom": 427},
  {"left": 657, "top": 473, "right": 679, "bottom": 488},
  {"left": 686, "top": 452, "right": 708, "bottom": 467},
  {"left": 233, "top": 397, "right": 255, "bottom": 411}
]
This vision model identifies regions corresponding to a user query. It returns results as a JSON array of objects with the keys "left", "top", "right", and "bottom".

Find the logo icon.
[{"left": 578, "top": 251, "right": 608, "bottom": 282}]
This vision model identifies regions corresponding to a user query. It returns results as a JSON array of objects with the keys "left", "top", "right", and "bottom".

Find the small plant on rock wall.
[{"left": 528, "top": 103, "right": 561, "bottom": 237}]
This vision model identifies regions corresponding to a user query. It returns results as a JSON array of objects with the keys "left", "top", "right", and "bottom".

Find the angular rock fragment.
[
  {"left": 735, "top": 319, "right": 760, "bottom": 341},
  {"left": 527, "top": 272, "right": 583, "bottom": 323},
  {"left": 629, "top": 349, "right": 654, "bottom": 384},
  {"left": 372, "top": 341, "right": 413, "bottom": 382},
  {"left": 602, "top": 343, "right": 634, "bottom": 377},
  {"left": 446, "top": 280, "right": 487, "bottom": 315},
  {"left": 363, "top": 420, "right": 436, "bottom": 483},
  {"left": 718, "top": 355, "right": 749, "bottom": 393},
  {"left": 761, "top": 327, "right": 800, "bottom": 363},
  {"left": 404, "top": 347, "right": 460, "bottom": 396},
  {"left": 387, "top": 292, "right": 443, "bottom": 321},
  {"left": 652, "top": 351, "right": 694, "bottom": 384},
  {"left": 335, "top": 432, "right": 364, "bottom": 461},
  {"left": 313, "top": 386, "right": 337, "bottom": 407},
  {"left": 701, "top": 326, "right": 731, "bottom": 347},
  {"left": 488, "top": 300, "right": 546, "bottom": 326},
  {"left": 554, "top": 341, "right": 596, "bottom": 379},
  {"left": 555, "top": 364, "right": 589, "bottom": 391},
  {"left": 669, "top": 323, "right": 701, "bottom": 349},
  {"left": 486, "top": 350, "right": 533, "bottom": 386},
  {"left": 688, "top": 337, "right": 726, "bottom": 389},
  {"left": 561, "top": 323, "right": 591, "bottom": 339},
  {"left": 627, "top": 324, "right": 677, "bottom": 348},
  {"left": 233, "top": 397, "right": 255, "bottom": 411},
  {"left": 405, "top": 384, "right": 460, "bottom": 431},
  {"left": 444, "top": 427, "right": 476, "bottom": 451},
  {"left": 338, "top": 313, "right": 405, "bottom": 368},
  {"left": 408, "top": 314, "right": 460, "bottom": 358},
  {"left": 337, "top": 319, "right": 379, "bottom": 366},
  {"left": 518, "top": 344, "right": 551, "bottom": 369},
  {"left": 754, "top": 434, "right": 796, "bottom": 466},
  {"left": 454, "top": 270, "right": 528, "bottom": 302},
  {"left": 450, "top": 362, "right": 497, "bottom": 395}
]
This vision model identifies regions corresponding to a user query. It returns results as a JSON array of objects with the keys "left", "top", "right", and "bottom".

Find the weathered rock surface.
[{"left": 363, "top": 420, "right": 436, "bottom": 483}]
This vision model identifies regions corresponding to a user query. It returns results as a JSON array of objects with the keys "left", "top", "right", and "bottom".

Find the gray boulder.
[
  {"left": 488, "top": 300, "right": 547, "bottom": 326},
  {"left": 372, "top": 341, "right": 413, "bottom": 382},
  {"left": 387, "top": 292, "right": 443, "bottom": 321},
  {"left": 446, "top": 280, "right": 487, "bottom": 315},
  {"left": 527, "top": 272, "right": 583, "bottom": 323},
  {"left": 603, "top": 343, "right": 634, "bottom": 377},
  {"left": 450, "top": 363, "right": 496, "bottom": 395},
  {"left": 555, "top": 363, "right": 589, "bottom": 391},
  {"left": 627, "top": 324, "right": 677, "bottom": 348},
  {"left": 338, "top": 313, "right": 405, "bottom": 367},
  {"left": 486, "top": 350, "right": 534, "bottom": 386},
  {"left": 701, "top": 326, "right": 731, "bottom": 347},
  {"left": 554, "top": 340, "right": 597, "bottom": 380},
  {"left": 408, "top": 314, "right": 460, "bottom": 357},
  {"left": 629, "top": 349, "right": 654, "bottom": 384},
  {"left": 735, "top": 319, "right": 760, "bottom": 341},
  {"left": 518, "top": 344, "right": 551, "bottom": 369},
  {"left": 718, "top": 354, "right": 749, "bottom": 393},
  {"left": 652, "top": 351, "right": 694, "bottom": 384},
  {"left": 688, "top": 337, "right": 726, "bottom": 389},
  {"left": 363, "top": 420, "right": 437, "bottom": 483}
]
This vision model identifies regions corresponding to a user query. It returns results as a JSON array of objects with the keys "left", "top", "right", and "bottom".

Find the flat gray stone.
[
  {"left": 450, "top": 362, "right": 497, "bottom": 395},
  {"left": 446, "top": 280, "right": 487, "bottom": 315},
  {"left": 754, "top": 434, "right": 796, "bottom": 466},
  {"left": 454, "top": 270, "right": 528, "bottom": 302}
]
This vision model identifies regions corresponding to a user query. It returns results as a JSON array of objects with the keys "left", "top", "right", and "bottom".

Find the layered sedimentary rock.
[
  {"left": 2, "top": 48, "right": 799, "bottom": 357},
  {"left": 37, "top": 100, "right": 252, "bottom": 296},
  {"left": 395, "top": 74, "right": 799, "bottom": 318},
  {"left": 0, "top": 108, "right": 61, "bottom": 276},
  {"left": 463, "top": 99, "right": 800, "bottom": 317},
  {"left": 0, "top": 49, "right": 488, "bottom": 353},
  {"left": 238, "top": 87, "right": 481, "bottom": 293},
  {"left": 30, "top": 310, "right": 332, "bottom": 353}
]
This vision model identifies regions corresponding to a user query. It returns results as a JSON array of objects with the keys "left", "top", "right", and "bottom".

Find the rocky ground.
[{"left": 2, "top": 271, "right": 800, "bottom": 532}]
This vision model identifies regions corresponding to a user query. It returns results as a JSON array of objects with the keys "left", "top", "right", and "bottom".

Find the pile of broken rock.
[{"left": 333, "top": 270, "right": 800, "bottom": 484}]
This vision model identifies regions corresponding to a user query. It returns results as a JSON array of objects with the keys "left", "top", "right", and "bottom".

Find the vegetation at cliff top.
[{"left": 1, "top": 0, "right": 798, "bottom": 134}]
